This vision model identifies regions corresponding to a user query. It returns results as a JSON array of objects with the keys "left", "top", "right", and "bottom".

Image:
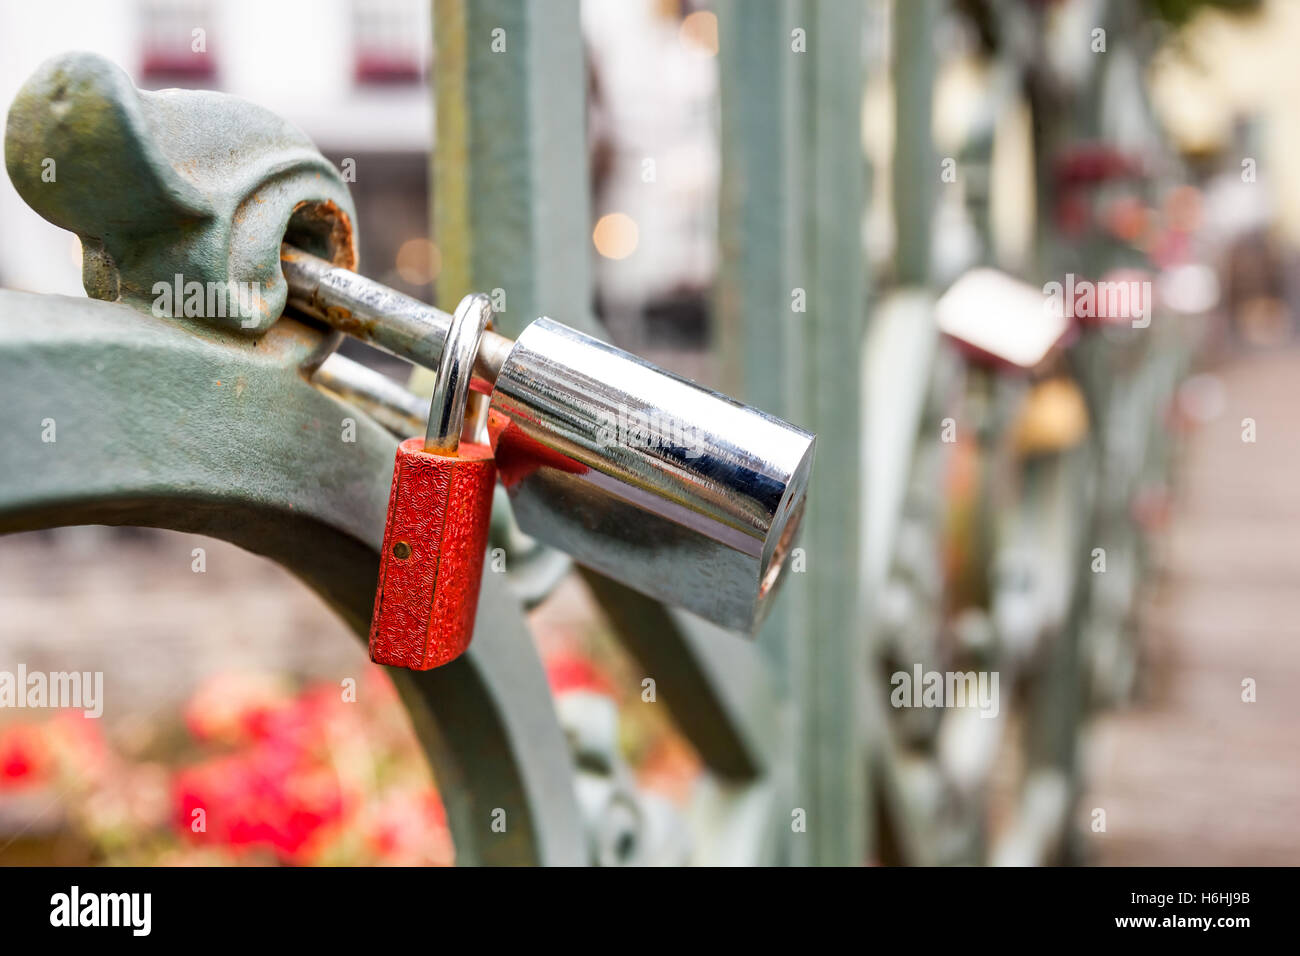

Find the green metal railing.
[{"left": 0, "top": 0, "right": 1203, "bottom": 866}]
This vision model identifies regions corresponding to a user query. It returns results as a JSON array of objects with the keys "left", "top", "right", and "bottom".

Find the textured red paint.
[{"left": 369, "top": 437, "right": 496, "bottom": 670}]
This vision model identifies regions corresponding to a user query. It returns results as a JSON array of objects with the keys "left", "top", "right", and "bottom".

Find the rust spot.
[
  {"left": 287, "top": 199, "right": 356, "bottom": 270},
  {"left": 324, "top": 304, "right": 373, "bottom": 335}
]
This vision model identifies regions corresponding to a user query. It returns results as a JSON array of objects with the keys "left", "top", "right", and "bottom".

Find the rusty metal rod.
[
  {"left": 280, "top": 244, "right": 514, "bottom": 385},
  {"left": 313, "top": 351, "right": 429, "bottom": 435}
]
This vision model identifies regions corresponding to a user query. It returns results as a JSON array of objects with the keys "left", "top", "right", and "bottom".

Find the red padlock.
[{"left": 369, "top": 294, "right": 496, "bottom": 670}]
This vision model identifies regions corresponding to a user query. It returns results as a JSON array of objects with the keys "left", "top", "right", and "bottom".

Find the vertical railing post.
[
  {"left": 892, "top": 0, "right": 938, "bottom": 286},
  {"left": 718, "top": 0, "right": 869, "bottom": 866},
  {"left": 432, "top": 0, "right": 595, "bottom": 338},
  {"left": 429, "top": 0, "right": 590, "bottom": 866}
]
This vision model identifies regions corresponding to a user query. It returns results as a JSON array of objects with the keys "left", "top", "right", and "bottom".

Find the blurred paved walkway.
[{"left": 1085, "top": 345, "right": 1300, "bottom": 865}]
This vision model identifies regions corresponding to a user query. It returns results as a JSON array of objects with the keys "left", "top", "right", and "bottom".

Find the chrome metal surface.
[
  {"left": 426, "top": 293, "right": 491, "bottom": 453},
  {"left": 488, "top": 318, "right": 815, "bottom": 634}
]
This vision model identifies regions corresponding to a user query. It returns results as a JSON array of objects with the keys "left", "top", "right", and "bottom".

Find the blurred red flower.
[
  {"left": 174, "top": 738, "right": 351, "bottom": 864},
  {"left": 0, "top": 724, "right": 49, "bottom": 790},
  {"left": 174, "top": 676, "right": 357, "bottom": 863},
  {"left": 183, "top": 672, "right": 292, "bottom": 747},
  {"left": 546, "top": 654, "right": 613, "bottom": 696},
  {"left": 361, "top": 787, "right": 451, "bottom": 866}
]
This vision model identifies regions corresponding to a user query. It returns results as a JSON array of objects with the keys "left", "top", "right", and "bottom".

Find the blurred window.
[
  {"left": 140, "top": 0, "right": 216, "bottom": 84},
  {"left": 353, "top": 0, "right": 426, "bottom": 85}
]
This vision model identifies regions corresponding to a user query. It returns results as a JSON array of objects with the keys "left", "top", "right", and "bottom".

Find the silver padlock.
[{"left": 487, "top": 318, "right": 814, "bottom": 634}]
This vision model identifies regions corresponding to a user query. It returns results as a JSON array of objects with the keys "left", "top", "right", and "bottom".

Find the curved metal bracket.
[
  {"left": 0, "top": 289, "right": 584, "bottom": 866},
  {"left": 3, "top": 52, "right": 357, "bottom": 334}
]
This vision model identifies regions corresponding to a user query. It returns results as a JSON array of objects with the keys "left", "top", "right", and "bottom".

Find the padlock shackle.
[{"left": 426, "top": 294, "right": 491, "bottom": 453}]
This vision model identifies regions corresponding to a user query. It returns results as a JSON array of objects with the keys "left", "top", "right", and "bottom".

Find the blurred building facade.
[{"left": 0, "top": 0, "right": 432, "bottom": 299}]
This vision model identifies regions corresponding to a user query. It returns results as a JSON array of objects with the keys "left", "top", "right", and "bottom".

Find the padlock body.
[
  {"left": 487, "top": 318, "right": 814, "bottom": 634},
  {"left": 369, "top": 437, "right": 496, "bottom": 670}
]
